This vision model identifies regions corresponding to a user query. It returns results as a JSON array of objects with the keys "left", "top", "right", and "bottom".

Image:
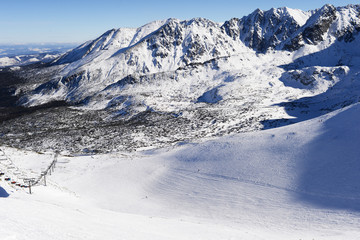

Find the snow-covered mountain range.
[
  {"left": 1, "top": 4, "right": 360, "bottom": 239},
  {"left": 1, "top": 4, "right": 360, "bottom": 153},
  {"left": 0, "top": 43, "right": 76, "bottom": 68},
  {"left": 0, "top": 53, "right": 60, "bottom": 68}
]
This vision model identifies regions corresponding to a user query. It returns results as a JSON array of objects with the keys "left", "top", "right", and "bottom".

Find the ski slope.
[{"left": 1, "top": 103, "right": 360, "bottom": 239}]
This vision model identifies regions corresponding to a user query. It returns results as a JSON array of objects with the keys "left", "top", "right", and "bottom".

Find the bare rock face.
[
  {"left": 336, "top": 5, "right": 360, "bottom": 42},
  {"left": 303, "top": 5, "right": 337, "bottom": 43},
  {"left": 284, "top": 5, "right": 337, "bottom": 51},
  {"left": 147, "top": 19, "right": 183, "bottom": 59},
  {"left": 222, "top": 7, "right": 303, "bottom": 52}
]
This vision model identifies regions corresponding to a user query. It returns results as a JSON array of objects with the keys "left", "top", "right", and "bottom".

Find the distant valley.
[{"left": 0, "top": 4, "right": 359, "bottom": 153}]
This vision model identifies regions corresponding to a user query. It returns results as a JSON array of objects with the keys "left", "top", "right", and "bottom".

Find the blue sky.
[{"left": 0, "top": 0, "right": 357, "bottom": 44}]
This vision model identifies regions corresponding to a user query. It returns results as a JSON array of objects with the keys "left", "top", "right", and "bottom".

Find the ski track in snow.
[
  {"left": 1, "top": 4, "right": 360, "bottom": 239},
  {"left": 1, "top": 103, "right": 360, "bottom": 239}
]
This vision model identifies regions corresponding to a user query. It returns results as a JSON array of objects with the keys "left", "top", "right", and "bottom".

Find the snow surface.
[
  {"left": 285, "top": 7, "right": 312, "bottom": 26},
  {"left": 0, "top": 54, "right": 61, "bottom": 68},
  {"left": 0, "top": 44, "right": 76, "bottom": 67},
  {"left": 1, "top": 103, "right": 360, "bottom": 239},
  {"left": 1, "top": 5, "right": 360, "bottom": 238},
  {"left": 19, "top": 5, "right": 360, "bottom": 142}
]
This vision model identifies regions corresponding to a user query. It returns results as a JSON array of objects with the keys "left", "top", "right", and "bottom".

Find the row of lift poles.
[{"left": 21, "top": 152, "right": 58, "bottom": 194}]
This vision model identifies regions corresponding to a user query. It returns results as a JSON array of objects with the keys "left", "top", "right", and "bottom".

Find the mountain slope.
[
  {"left": 1, "top": 4, "right": 360, "bottom": 153},
  {"left": 1, "top": 102, "right": 360, "bottom": 239},
  {"left": 22, "top": 4, "right": 360, "bottom": 108},
  {"left": 222, "top": 7, "right": 311, "bottom": 52}
]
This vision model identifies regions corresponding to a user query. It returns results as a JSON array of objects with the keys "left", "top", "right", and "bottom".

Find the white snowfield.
[
  {"left": 1, "top": 4, "right": 360, "bottom": 239},
  {"left": 0, "top": 54, "right": 64, "bottom": 68},
  {"left": 1, "top": 102, "right": 359, "bottom": 239},
  {"left": 21, "top": 4, "right": 360, "bottom": 143}
]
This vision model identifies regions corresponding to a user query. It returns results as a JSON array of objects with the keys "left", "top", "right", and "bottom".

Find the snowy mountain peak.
[
  {"left": 221, "top": 6, "right": 308, "bottom": 52},
  {"left": 282, "top": 4, "right": 360, "bottom": 51},
  {"left": 333, "top": 5, "right": 360, "bottom": 42},
  {"left": 54, "top": 20, "right": 169, "bottom": 66},
  {"left": 6, "top": 4, "right": 360, "bottom": 152},
  {"left": 53, "top": 4, "right": 359, "bottom": 71},
  {"left": 280, "top": 7, "right": 311, "bottom": 26},
  {"left": 2, "top": 4, "right": 360, "bottom": 158},
  {"left": 185, "top": 17, "right": 219, "bottom": 27}
]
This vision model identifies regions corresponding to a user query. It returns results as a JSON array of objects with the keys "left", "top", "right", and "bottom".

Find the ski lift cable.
[{"left": 0, "top": 148, "right": 59, "bottom": 193}]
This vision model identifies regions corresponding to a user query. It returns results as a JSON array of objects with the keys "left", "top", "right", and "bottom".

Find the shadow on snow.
[
  {"left": 295, "top": 105, "right": 360, "bottom": 211},
  {"left": 263, "top": 40, "right": 360, "bottom": 211},
  {"left": 262, "top": 39, "right": 360, "bottom": 130},
  {"left": 0, "top": 186, "right": 9, "bottom": 198}
]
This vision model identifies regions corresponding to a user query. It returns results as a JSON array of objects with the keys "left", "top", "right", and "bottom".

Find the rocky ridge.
[{"left": 1, "top": 4, "right": 360, "bottom": 153}]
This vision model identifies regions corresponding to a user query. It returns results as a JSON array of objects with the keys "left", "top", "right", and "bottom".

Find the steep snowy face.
[
  {"left": 283, "top": 4, "right": 337, "bottom": 51},
  {"left": 47, "top": 4, "right": 360, "bottom": 83},
  {"left": 24, "top": 17, "right": 251, "bottom": 106},
  {"left": 222, "top": 7, "right": 311, "bottom": 52},
  {"left": 53, "top": 20, "right": 167, "bottom": 66},
  {"left": 19, "top": 4, "right": 360, "bottom": 108},
  {"left": 54, "top": 17, "right": 243, "bottom": 72},
  {"left": 53, "top": 29, "right": 135, "bottom": 65},
  {"left": 333, "top": 4, "right": 360, "bottom": 42},
  {"left": 145, "top": 18, "right": 240, "bottom": 65},
  {"left": 283, "top": 4, "right": 360, "bottom": 51}
]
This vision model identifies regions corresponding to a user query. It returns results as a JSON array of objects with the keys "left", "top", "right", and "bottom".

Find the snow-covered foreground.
[{"left": 1, "top": 103, "right": 360, "bottom": 239}]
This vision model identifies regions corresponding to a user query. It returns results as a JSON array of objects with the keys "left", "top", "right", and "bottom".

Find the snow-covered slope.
[
  {"left": 1, "top": 102, "right": 359, "bottom": 239},
  {"left": 0, "top": 44, "right": 76, "bottom": 68},
  {"left": 0, "top": 53, "right": 60, "bottom": 68},
  {"left": 1, "top": 5, "right": 359, "bottom": 238},
  {"left": 282, "top": 4, "right": 360, "bottom": 51},
  {"left": 52, "top": 19, "right": 168, "bottom": 65},
  {"left": 21, "top": 4, "right": 360, "bottom": 111},
  {"left": 222, "top": 7, "right": 311, "bottom": 52},
  {"left": 20, "top": 17, "right": 248, "bottom": 110},
  {"left": 1, "top": 4, "right": 360, "bottom": 153}
]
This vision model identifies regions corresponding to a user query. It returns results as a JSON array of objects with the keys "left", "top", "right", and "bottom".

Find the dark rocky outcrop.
[
  {"left": 283, "top": 5, "right": 337, "bottom": 51},
  {"left": 222, "top": 7, "right": 303, "bottom": 52}
]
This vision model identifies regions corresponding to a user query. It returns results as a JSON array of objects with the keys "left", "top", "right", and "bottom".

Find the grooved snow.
[
  {"left": 1, "top": 4, "right": 360, "bottom": 239},
  {"left": 1, "top": 103, "right": 360, "bottom": 239}
]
